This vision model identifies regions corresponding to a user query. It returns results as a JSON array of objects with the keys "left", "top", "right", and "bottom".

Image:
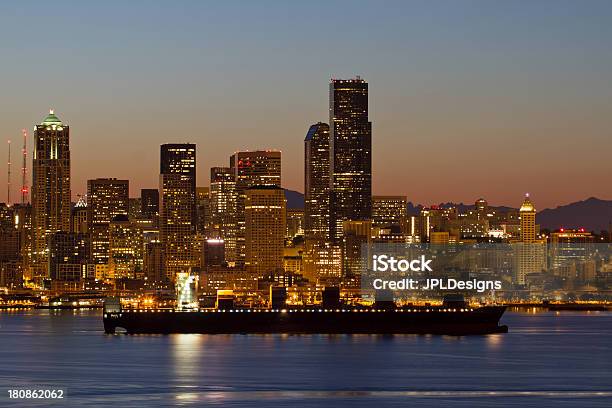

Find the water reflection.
[
  {"left": 0, "top": 310, "right": 611, "bottom": 407},
  {"left": 171, "top": 334, "right": 204, "bottom": 383}
]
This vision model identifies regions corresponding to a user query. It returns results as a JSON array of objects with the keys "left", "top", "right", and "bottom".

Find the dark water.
[{"left": 0, "top": 310, "right": 611, "bottom": 407}]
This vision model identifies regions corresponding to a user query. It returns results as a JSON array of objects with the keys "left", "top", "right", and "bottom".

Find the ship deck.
[{"left": 103, "top": 306, "right": 508, "bottom": 335}]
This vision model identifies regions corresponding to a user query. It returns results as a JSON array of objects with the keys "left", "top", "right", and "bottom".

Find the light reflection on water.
[{"left": 0, "top": 310, "right": 611, "bottom": 407}]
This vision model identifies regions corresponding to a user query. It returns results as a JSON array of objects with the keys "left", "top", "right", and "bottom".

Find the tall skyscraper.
[
  {"left": 230, "top": 150, "right": 281, "bottom": 265},
  {"left": 210, "top": 167, "right": 237, "bottom": 265},
  {"left": 304, "top": 122, "right": 331, "bottom": 242},
  {"left": 515, "top": 194, "right": 545, "bottom": 285},
  {"left": 31, "top": 110, "right": 72, "bottom": 282},
  {"left": 244, "top": 186, "right": 286, "bottom": 277},
  {"left": 87, "top": 178, "right": 129, "bottom": 270},
  {"left": 160, "top": 143, "right": 196, "bottom": 279},
  {"left": 329, "top": 77, "right": 372, "bottom": 241},
  {"left": 519, "top": 195, "right": 536, "bottom": 243}
]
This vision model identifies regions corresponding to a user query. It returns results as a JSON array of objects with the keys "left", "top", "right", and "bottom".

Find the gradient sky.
[{"left": 1, "top": 0, "right": 611, "bottom": 209}]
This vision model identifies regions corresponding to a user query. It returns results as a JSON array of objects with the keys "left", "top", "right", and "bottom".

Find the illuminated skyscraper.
[
  {"left": 230, "top": 150, "right": 281, "bottom": 265},
  {"left": 304, "top": 122, "right": 330, "bottom": 242},
  {"left": 329, "top": 77, "right": 372, "bottom": 241},
  {"left": 87, "top": 178, "right": 129, "bottom": 270},
  {"left": 31, "top": 110, "right": 71, "bottom": 282},
  {"left": 160, "top": 143, "right": 196, "bottom": 279},
  {"left": 244, "top": 186, "right": 286, "bottom": 277},
  {"left": 519, "top": 195, "right": 536, "bottom": 243},
  {"left": 210, "top": 167, "right": 237, "bottom": 264},
  {"left": 515, "top": 194, "right": 545, "bottom": 285}
]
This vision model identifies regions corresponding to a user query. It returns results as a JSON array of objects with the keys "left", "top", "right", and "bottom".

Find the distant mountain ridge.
[
  {"left": 536, "top": 197, "right": 612, "bottom": 232},
  {"left": 283, "top": 190, "right": 612, "bottom": 232},
  {"left": 284, "top": 189, "right": 304, "bottom": 209}
]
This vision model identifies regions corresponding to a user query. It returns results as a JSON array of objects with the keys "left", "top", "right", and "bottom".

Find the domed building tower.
[
  {"left": 515, "top": 194, "right": 545, "bottom": 285},
  {"left": 519, "top": 194, "right": 537, "bottom": 243},
  {"left": 31, "top": 110, "right": 72, "bottom": 284}
]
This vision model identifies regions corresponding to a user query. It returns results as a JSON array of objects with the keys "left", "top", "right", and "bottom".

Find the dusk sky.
[{"left": 1, "top": 0, "right": 611, "bottom": 209}]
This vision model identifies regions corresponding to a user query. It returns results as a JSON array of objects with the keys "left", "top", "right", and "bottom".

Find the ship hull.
[{"left": 103, "top": 307, "right": 507, "bottom": 335}]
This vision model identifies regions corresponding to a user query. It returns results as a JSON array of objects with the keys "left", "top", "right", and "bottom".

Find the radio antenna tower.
[
  {"left": 21, "top": 129, "right": 28, "bottom": 204},
  {"left": 6, "top": 139, "right": 11, "bottom": 205}
]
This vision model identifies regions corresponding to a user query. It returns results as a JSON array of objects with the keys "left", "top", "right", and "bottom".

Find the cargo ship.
[{"left": 103, "top": 288, "right": 508, "bottom": 335}]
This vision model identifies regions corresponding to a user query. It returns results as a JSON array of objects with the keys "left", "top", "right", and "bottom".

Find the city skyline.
[
  {"left": 1, "top": 4, "right": 611, "bottom": 406},
  {"left": 1, "top": 1, "right": 612, "bottom": 209},
  {"left": 4, "top": 99, "right": 610, "bottom": 211}
]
